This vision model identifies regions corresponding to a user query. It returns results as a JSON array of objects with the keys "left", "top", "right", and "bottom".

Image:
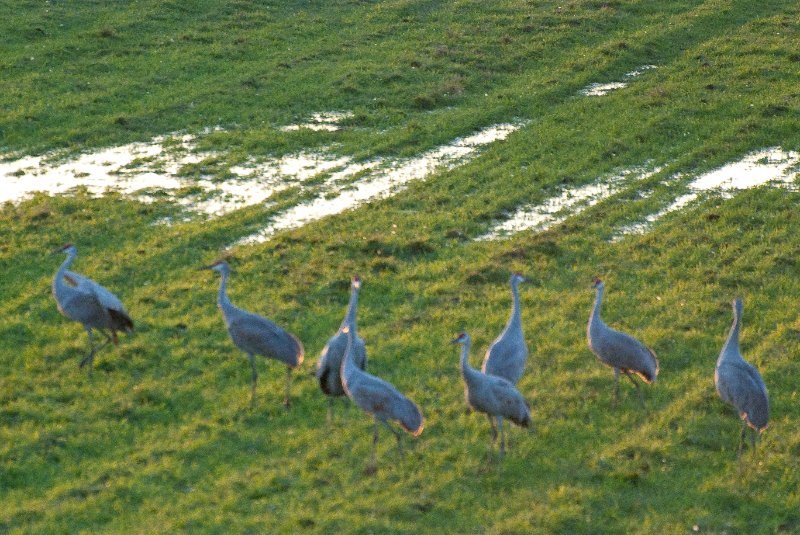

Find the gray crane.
[
  {"left": 482, "top": 273, "right": 528, "bottom": 385},
  {"left": 452, "top": 331, "right": 530, "bottom": 456},
  {"left": 205, "top": 260, "right": 304, "bottom": 408},
  {"left": 52, "top": 243, "right": 133, "bottom": 370},
  {"left": 587, "top": 277, "right": 658, "bottom": 407},
  {"left": 715, "top": 297, "right": 769, "bottom": 456},
  {"left": 316, "top": 276, "right": 368, "bottom": 423},
  {"left": 340, "top": 324, "right": 423, "bottom": 473}
]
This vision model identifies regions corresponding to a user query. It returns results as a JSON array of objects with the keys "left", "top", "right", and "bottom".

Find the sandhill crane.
[
  {"left": 715, "top": 297, "right": 769, "bottom": 456},
  {"left": 453, "top": 331, "right": 530, "bottom": 456},
  {"left": 205, "top": 260, "right": 304, "bottom": 408},
  {"left": 482, "top": 273, "right": 528, "bottom": 385},
  {"left": 340, "top": 324, "right": 423, "bottom": 473},
  {"left": 316, "top": 276, "right": 367, "bottom": 423},
  {"left": 51, "top": 243, "right": 133, "bottom": 370},
  {"left": 587, "top": 277, "right": 658, "bottom": 408}
]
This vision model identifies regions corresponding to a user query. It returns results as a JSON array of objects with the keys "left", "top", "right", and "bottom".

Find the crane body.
[
  {"left": 206, "top": 261, "right": 303, "bottom": 408},
  {"left": 587, "top": 278, "right": 658, "bottom": 407},
  {"left": 340, "top": 324, "right": 422, "bottom": 473},
  {"left": 482, "top": 273, "right": 528, "bottom": 385},
  {"left": 316, "top": 277, "right": 367, "bottom": 422},
  {"left": 52, "top": 244, "right": 133, "bottom": 370},
  {"left": 454, "top": 332, "right": 530, "bottom": 455},
  {"left": 715, "top": 297, "right": 769, "bottom": 456}
]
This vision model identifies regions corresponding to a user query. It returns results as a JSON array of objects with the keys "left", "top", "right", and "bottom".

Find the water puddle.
[
  {"left": 613, "top": 147, "right": 800, "bottom": 238},
  {"left": 478, "top": 166, "right": 662, "bottom": 240},
  {"left": 234, "top": 122, "right": 524, "bottom": 245},
  {"left": 1, "top": 119, "right": 525, "bottom": 234},
  {"left": 0, "top": 128, "right": 353, "bottom": 217},
  {"left": 580, "top": 65, "right": 657, "bottom": 96},
  {"left": 280, "top": 111, "right": 354, "bottom": 132}
]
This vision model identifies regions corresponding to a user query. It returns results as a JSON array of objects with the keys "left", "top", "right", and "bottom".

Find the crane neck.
[
  {"left": 509, "top": 279, "right": 522, "bottom": 327},
  {"left": 720, "top": 301, "right": 743, "bottom": 362},
  {"left": 53, "top": 249, "right": 77, "bottom": 298},
  {"left": 340, "top": 327, "right": 358, "bottom": 382},
  {"left": 589, "top": 285, "right": 605, "bottom": 330},
  {"left": 459, "top": 339, "right": 472, "bottom": 375},
  {"left": 216, "top": 268, "right": 234, "bottom": 313},
  {"left": 340, "top": 285, "right": 360, "bottom": 334}
]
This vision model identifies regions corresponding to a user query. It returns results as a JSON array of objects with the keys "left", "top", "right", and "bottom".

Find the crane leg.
[
  {"left": 612, "top": 368, "right": 620, "bottom": 406},
  {"left": 364, "top": 419, "right": 379, "bottom": 475},
  {"left": 624, "top": 371, "right": 646, "bottom": 409},
  {"left": 497, "top": 416, "right": 506, "bottom": 456},
  {"left": 737, "top": 420, "right": 747, "bottom": 458},
  {"left": 248, "top": 354, "right": 258, "bottom": 408},
  {"left": 98, "top": 329, "right": 114, "bottom": 347},
  {"left": 487, "top": 414, "right": 498, "bottom": 446},
  {"left": 79, "top": 328, "right": 96, "bottom": 371},
  {"left": 380, "top": 420, "right": 403, "bottom": 456},
  {"left": 283, "top": 368, "right": 292, "bottom": 409},
  {"left": 326, "top": 398, "right": 334, "bottom": 425}
]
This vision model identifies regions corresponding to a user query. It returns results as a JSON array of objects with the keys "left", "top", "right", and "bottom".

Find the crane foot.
[
  {"left": 363, "top": 464, "right": 378, "bottom": 476},
  {"left": 79, "top": 351, "right": 95, "bottom": 370}
]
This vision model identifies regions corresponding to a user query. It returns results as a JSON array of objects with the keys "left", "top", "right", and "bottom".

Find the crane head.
[
  {"left": 352, "top": 275, "right": 362, "bottom": 289},
  {"left": 203, "top": 260, "right": 229, "bottom": 274},
  {"left": 592, "top": 277, "right": 603, "bottom": 288},
  {"left": 52, "top": 243, "right": 76, "bottom": 255},
  {"left": 511, "top": 272, "right": 526, "bottom": 284},
  {"left": 450, "top": 331, "right": 469, "bottom": 345}
]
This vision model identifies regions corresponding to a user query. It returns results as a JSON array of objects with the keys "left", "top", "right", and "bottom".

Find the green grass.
[{"left": 2, "top": 1, "right": 800, "bottom": 533}]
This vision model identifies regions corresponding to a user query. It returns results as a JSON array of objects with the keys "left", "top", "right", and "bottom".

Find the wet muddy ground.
[{"left": 2, "top": 108, "right": 797, "bottom": 246}]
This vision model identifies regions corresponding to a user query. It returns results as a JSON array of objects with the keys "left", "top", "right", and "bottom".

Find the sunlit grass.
[{"left": 2, "top": 1, "right": 800, "bottom": 533}]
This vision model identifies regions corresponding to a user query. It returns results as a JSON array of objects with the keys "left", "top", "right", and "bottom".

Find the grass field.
[{"left": 2, "top": 1, "right": 800, "bottom": 533}]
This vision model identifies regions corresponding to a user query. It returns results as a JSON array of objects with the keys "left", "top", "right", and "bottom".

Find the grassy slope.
[{"left": 2, "top": 0, "right": 800, "bottom": 533}]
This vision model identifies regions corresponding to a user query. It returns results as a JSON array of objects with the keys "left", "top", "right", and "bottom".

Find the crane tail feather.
[
  {"left": 318, "top": 368, "right": 333, "bottom": 396},
  {"left": 399, "top": 399, "right": 424, "bottom": 437}
]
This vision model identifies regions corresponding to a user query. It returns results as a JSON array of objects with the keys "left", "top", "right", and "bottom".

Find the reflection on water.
[
  {"left": 0, "top": 136, "right": 350, "bottom": 217},
  {"left": 482, "top": 147, "right": 799, "bottom": 243},
  {"left": 280, "top": 111, "right": 355, "bottom": 132},
  {"left": 478, "top": 166, "right": 662, "bottom": 240},
  {"left": 614, "top": 147, "right": 799, "bottom": 239},
  {"left": 580, "top": 65, "right": 658, "bottom": 96},
  {"left": 234, "top": 123, "right": 525, "bottom": 245},
  {"left": 1, "top": 119, "right": 525, "bottom": 235}
]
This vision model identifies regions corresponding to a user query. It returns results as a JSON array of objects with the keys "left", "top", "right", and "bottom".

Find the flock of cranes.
[{"left": 51, "top": 243, "right": 770, "bottom": 469}]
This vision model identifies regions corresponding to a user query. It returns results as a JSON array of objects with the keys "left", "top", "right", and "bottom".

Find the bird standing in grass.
[
  {"left": 482, "top": 272, "right": 528, "bottom": 385},
  {"left": 453, "top": 331, "right": 530, "bottom": 456},
  {"left": 587, "top": 277, "right": 658, "bottom": 407},
  {"left": 52, "top": 243, "right": 133, "bottom": 371},
  {"left": 715, "top": 297, "right": 769, "bottom": 457},
  {"left": 205, "top": 260, "right": 304, "bottom": 408},
  {"left": 481, "top": 273, "right": 528, "bottom": 444},
  {"left": 340, "top": 324, "right": 423, "bottom": 474},
  {"left": 316, "top": 276, "right": 368, "bottom": 423}
]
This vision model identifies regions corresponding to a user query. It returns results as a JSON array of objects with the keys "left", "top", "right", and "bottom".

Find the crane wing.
[
  {"left": 346, "top": 372, "right": 422, "bottom": 434},
  {"left": 228, "top": 313, "right": 303, "bottom": 366},
  {"left": 483, "top": 327, "right": 528, "bottom": 382},
  {"left": 720, "top": 359, "right": 769, "bottom": 430},
  {"left": 347, "top": 374, "right": 399, "bottom": 414},
  {"left": 488, "top": 377, "right": 530, "bottom": 426},
  {"left": 65, "top": 270, "right": 128, "bottom": 314}
]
